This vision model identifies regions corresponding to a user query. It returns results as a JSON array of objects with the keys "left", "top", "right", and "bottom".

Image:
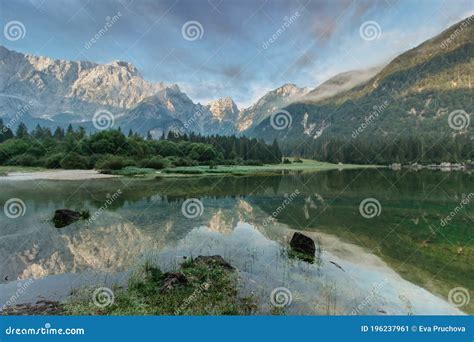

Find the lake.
[{"left": 0, "top": 169, "right": 472, "bottom": 314}]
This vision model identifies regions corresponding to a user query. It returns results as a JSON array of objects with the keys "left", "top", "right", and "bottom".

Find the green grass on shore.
[
  {"left": 158, "top": 159, "right": 381, "bottom": 178},
  {"left": 64, "top": 257, "right": 255, "bottom": 315},
  {"left": 0, "top": 159, "right": 381, "bottom": 178}
]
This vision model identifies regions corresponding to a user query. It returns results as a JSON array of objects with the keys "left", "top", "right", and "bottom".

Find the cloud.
[
  {"left": 1, "top": 0, "right": 472, "bottom": 107},
  {"left": 312, "top": 18, "right": 340, "bottom": 43}
]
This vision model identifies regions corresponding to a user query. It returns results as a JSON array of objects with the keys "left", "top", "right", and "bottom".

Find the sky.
[{"left": 0, "top": 0, "right": 473, "bottom": 108}]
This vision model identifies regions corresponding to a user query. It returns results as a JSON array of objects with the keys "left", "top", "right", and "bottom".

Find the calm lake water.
[{"left": 0, "top": 169, "right": 472, "bottom": 315}]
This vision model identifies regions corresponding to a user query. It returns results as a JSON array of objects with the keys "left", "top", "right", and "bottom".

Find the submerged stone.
[
  {"left": 290, "top": 232, "right": 316, "bottom": 257},
  {"left": 52, "top": 209, "right": 82, "bottom": 228}
]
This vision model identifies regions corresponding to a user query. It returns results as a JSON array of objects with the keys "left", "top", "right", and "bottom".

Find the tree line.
[
  {"left": 287, "top": 134, "right": 473, "bottom": 165},
  {"left": 0, "top": 120, "right": 283, "bottom": 170}
]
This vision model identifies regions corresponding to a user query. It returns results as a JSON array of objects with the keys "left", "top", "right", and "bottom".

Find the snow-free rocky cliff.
[{"left": 0, "top": 45, "right": 374, "bottom": 136}]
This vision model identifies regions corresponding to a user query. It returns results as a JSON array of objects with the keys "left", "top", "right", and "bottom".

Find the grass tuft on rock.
[{"left": 64, "top": 256, "right": 255, "bottom": 315}]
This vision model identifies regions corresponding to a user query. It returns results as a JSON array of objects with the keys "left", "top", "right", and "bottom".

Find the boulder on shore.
[
  {"left": 159, "top": 272, "right": 188, "bottom": 293},
  {"left": 290, "top": 232, "right": 316, "bottom": 257}
]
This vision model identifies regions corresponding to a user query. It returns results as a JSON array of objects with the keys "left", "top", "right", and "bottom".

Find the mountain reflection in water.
[{"left": 0, "top": 169, "right": 471, "bottom": 314}]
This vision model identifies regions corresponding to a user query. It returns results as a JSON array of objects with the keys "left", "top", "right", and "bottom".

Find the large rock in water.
[
  {"left": 53, "top": 209, "right": 82, "bottom": 228},
  {"left": 290, "top": 232, "right": 316, "bottom": 257}
]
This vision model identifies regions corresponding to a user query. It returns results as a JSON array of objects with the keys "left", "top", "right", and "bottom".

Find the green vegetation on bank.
[
  {"left": 65, "top": 257, "right": 255, "bottom": 315},
  {"left": 157, "top": 159, "right": 379, "bottom": 177},
  {"left": 0, "top": 120, "right": 282, "bottom": 171}
]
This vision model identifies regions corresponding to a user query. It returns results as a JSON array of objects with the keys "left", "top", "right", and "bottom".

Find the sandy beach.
[{"left": 1, "top": 169, "right": 119, "bottom": 181}]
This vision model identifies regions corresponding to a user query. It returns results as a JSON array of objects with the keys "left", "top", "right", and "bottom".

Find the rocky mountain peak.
[
  {"left": 107, "top": 60, "right": 140, "bottom": 76},
  {"left": 274, "top": 83, "right": 308, "bottom": 96},
  {"left": 208, "top": 97, "right": 239, "bottom": 122},
  {"left": 0, "top": 45, "right": 178, "bottom": 116},
  {"left": 236, "top": 84, "right": 309, "bottom": 132}
]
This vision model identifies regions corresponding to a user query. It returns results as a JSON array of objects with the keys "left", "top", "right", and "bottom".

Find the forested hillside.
[{"left": 251, "top": 16, "right": 473, "bottom": 164}]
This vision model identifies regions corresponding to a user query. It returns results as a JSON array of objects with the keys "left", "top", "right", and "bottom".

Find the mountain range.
[
  {"left": 0, "top": 16, "right": 472, "bottom": 144},
  {"left": 0, "top": 45, "right": 378, "bottom": 137}
]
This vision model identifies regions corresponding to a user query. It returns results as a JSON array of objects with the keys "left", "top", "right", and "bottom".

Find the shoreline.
[
  {"left": 1, "top": 159, "right": 470, "bottom": 181},
  {"left": 0, "top": 169, "right": 119, "bottom": 181},
  {"left": 0, "top": 160, "right": 383, "bottom": 180},
  {"left": 154, "top": 160, "right": 384, "bottom": 178}
]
